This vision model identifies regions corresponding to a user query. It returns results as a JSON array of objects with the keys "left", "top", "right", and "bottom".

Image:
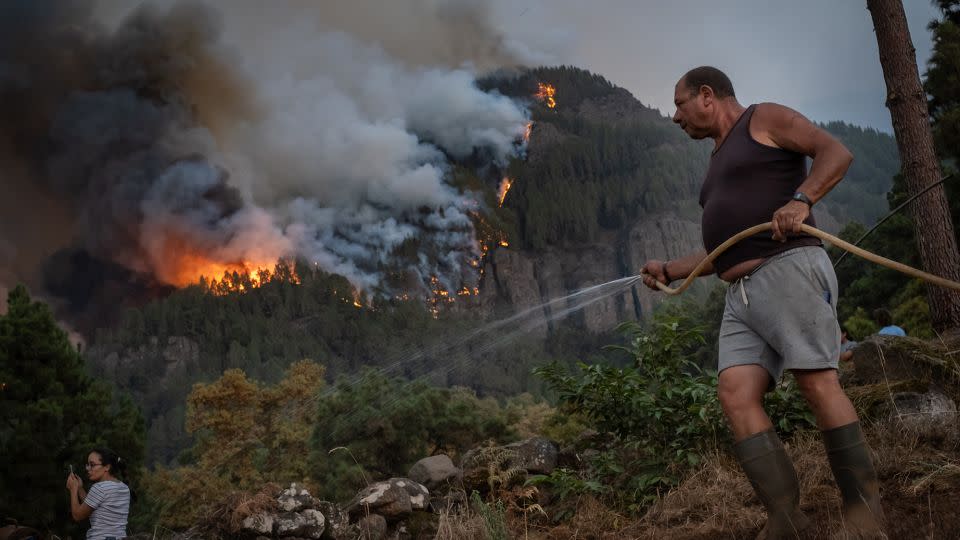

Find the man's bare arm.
[{"left": 752, "top": 103, "right": 854, "bottom": 240}]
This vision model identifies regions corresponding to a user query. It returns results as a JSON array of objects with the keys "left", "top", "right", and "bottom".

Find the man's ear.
[{"left": 699, "top": 85, "right": 714, "bottom": 106}]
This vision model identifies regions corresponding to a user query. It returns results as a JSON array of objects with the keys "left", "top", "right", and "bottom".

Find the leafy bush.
[
  {"left": 138, "top": 361, "right": 325, "bottom": 528},
  {"left": 533, "top": 305, "right": 815, "bottom": 513},
  {"left": 310, "top": 371, "right": 514, "bottom": 501}
]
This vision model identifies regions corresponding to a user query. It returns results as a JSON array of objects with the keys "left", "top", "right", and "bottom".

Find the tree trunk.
[{"left": 867, "top": 0, "right": 960, "bottom": 331}]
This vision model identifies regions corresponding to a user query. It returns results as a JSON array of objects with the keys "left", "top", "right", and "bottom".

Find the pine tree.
[
  {"left": 868, "top": 0, "right": 960, "bottom": 330},
  {"left": 0, "top": 286, "right": 145, "bottom": 533}
]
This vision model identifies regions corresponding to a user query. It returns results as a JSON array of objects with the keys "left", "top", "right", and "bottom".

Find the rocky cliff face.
[{"left": 476, "top": 211, "right": 708, "bottom": 336}]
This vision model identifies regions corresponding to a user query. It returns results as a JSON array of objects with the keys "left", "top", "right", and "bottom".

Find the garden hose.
[
  {"left": 642, "top": 222, "right": 960, "bottom": 295},
  {"left": 833, "top": 174, "right": 954, "bottom": 269}
]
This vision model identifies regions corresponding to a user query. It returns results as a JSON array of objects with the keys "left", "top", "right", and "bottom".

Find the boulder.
[
  {"left": 241, "top": 513, "right": 275, "bottom": 536},
  {"left": 461, "top": 445, "right": 520, "bottom": 492},
  {"left": 316, "top": 501, "right": 351, "bottom": 540},
  {"left": 461, "top": 437, "right": 559, "bottom": 492},
  {"left": 407, "top": 455, "right": 461, "bottom": 491},
  {"left": 889, "top": 389, "right": 959, "bottom": 442},
  {"left": 347, "top": 478, "right": 429, "bottom": 521},
  {"left": 851, "top": 336, "right": 954, "bottom": 387},
  {"left": 504, "top": 436, "right": 559, "bottom": 474},
  {"left": 274, "top": 509, "right": 325, "bottom": 539},
  {"left": 278, "top": 482, "right": 317, "bottom": 512}
]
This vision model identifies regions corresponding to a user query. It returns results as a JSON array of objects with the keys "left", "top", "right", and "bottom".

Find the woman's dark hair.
[
  {"left": 91, "top": 447, "right": 137, "bottom": 502},
  {"left": 91, "top": 447, "right": 126, "bottom": 478},
  {"left": 873, "top": 308, "right": 893, "bottom": 327}
]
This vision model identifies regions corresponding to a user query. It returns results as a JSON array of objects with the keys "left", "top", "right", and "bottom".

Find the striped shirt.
[{"left": 84, "top": 480, "right": 130, "bottom": 540}]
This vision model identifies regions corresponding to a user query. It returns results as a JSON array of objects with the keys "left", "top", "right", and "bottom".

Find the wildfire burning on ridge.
[
  {"left": 497, "top": 177, "right": 513, "bottom": 207},
  {"left": 535, "top": 82, "right": 556, "bottom": 108}
]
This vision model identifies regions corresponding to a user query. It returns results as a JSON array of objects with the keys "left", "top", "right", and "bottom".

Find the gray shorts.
[{"left": 718, "top": 246, "right": 840, "bottom": 386}]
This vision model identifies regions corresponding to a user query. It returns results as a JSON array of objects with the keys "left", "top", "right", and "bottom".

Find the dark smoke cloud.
[
  {"left": 0, "top": 0, "right": 540, "bottom": 327},
  {"left": 1, "top": 1, "right": 266, "bottom": 324}
]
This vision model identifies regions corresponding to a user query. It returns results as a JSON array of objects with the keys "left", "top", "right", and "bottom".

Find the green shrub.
[{"left": 533, "top": 304, "right": 815, "bottom": 513}]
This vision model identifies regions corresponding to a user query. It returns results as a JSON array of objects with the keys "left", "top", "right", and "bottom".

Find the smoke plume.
[{"left": 0, "top": 0, "right": 547, "bottom": 322}]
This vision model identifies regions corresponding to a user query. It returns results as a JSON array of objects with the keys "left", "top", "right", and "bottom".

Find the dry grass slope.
[{"left": 497, "top": 423, "right": 960, "bottom": 539}]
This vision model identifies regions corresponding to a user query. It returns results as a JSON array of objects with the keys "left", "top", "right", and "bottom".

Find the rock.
[
  {"left": 504, "top": 436, "right": 559, "bottom": 475},
  {"left": 317, "top": 501, "right": 351, "bottom": 539},
  {"left": 461, "top": 436, "right": 561, "bottom": 492},
  {"left": 275, "top": 509, "right": 325, "bottom": 539},
  {"left": 347, "top": 478, "right": 430, "bottom": 521},
  {"left": 846, "top": 380, "right": 930, "bottom": 419},
  {"left": 851, "top": 336, "right": 953, "bottom": 386},
  {"left": 357, "top": 514, "right": 388, "bottom": 540},
  {"left": 889, "top": 389, "right": 959, "bottom": 442},
  {"left": 461, "top": 448, "right": 518, "bottom": 492},
  {"left": 278, "top": 482, "right": 317, "bottom": 512},
  {"left": 241, "top": 512, "right": 275, "bottom": 536},
  {"left": 461, "top": 445, "right": 517, "bottom": 492},
  {"left": 407, "top": 455, "right": 461, "bottom": 491}
]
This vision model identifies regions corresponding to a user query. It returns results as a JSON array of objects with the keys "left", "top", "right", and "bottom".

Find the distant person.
[
  {"left": 641, "top": 66, "right": 883, "bottom": 537},
  {"left": 874, "top": 308, "right": 906, "bottom": 336},
  {"left": 840, "top": 325, "right": 858, "bottom": 362},
  {"left": 66, "top": 447, "right": 131, "bottom": 540}
]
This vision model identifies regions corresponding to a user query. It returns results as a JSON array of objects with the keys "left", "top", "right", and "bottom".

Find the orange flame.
[
  {"left": 535, "top": 82, "right": 556, "bottom": 108},
  {"left": 148, "top": 229, "right": 289, "bottom": 293},
  {"left": 497, "top": 177, "right": 513, "bottom": 207},
  {"left": 524, "top": 121, "right": 533, "bottom": 142},
  {"left": 163, "top": 254, "right": 276, "bottom": 290}
]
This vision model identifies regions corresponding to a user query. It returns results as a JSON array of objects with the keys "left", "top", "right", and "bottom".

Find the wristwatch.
[{"left": 792, "top": 191, "right": 813, "bottom": 206}]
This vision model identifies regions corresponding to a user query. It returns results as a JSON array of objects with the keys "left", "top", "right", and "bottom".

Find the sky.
[
  {"left": 93, "top": 1, "right": 943, "bottom": 132},
  {"left": 498, "top": 0, "right": 943, "bottom": 132}
]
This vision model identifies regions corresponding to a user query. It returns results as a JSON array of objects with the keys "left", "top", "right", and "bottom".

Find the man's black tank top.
[{"left": 699, "top": 104, "right": 821, "bottom": 275}]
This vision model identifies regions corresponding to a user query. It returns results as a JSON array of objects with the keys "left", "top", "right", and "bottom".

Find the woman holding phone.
[{"left": 65, "top": 447, "right": 131, "bottom": 540}]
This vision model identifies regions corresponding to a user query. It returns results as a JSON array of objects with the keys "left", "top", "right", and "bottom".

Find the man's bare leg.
[
  {"left": 792, "top": 368, "right": 857, "bottom": 429},
  {"left": 718, "top": 364, "right": 773, "bottom": 440}
]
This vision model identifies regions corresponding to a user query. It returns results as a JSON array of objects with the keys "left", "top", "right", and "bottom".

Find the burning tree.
[
  {"left": 497, "top": 177, "right": 513, "bottom": 207},
  {"left": 535, "top": 82, "right": 557, "bottom": 108}
]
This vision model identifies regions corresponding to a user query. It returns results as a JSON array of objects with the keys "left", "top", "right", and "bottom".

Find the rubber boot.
[
  {"left": 822, "top": 421, "right": 886, "bottom": 539},
  {"left": 734, "top": 429, "right": 811, "bottom": 540}
]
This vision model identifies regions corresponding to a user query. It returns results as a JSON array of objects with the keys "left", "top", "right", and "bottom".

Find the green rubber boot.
[
  {"left": 734, "top": 429, "right": 811, "bottom": 540},
  {"left": 822, "top": 421, "right": 886, "bottom": 539}
]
